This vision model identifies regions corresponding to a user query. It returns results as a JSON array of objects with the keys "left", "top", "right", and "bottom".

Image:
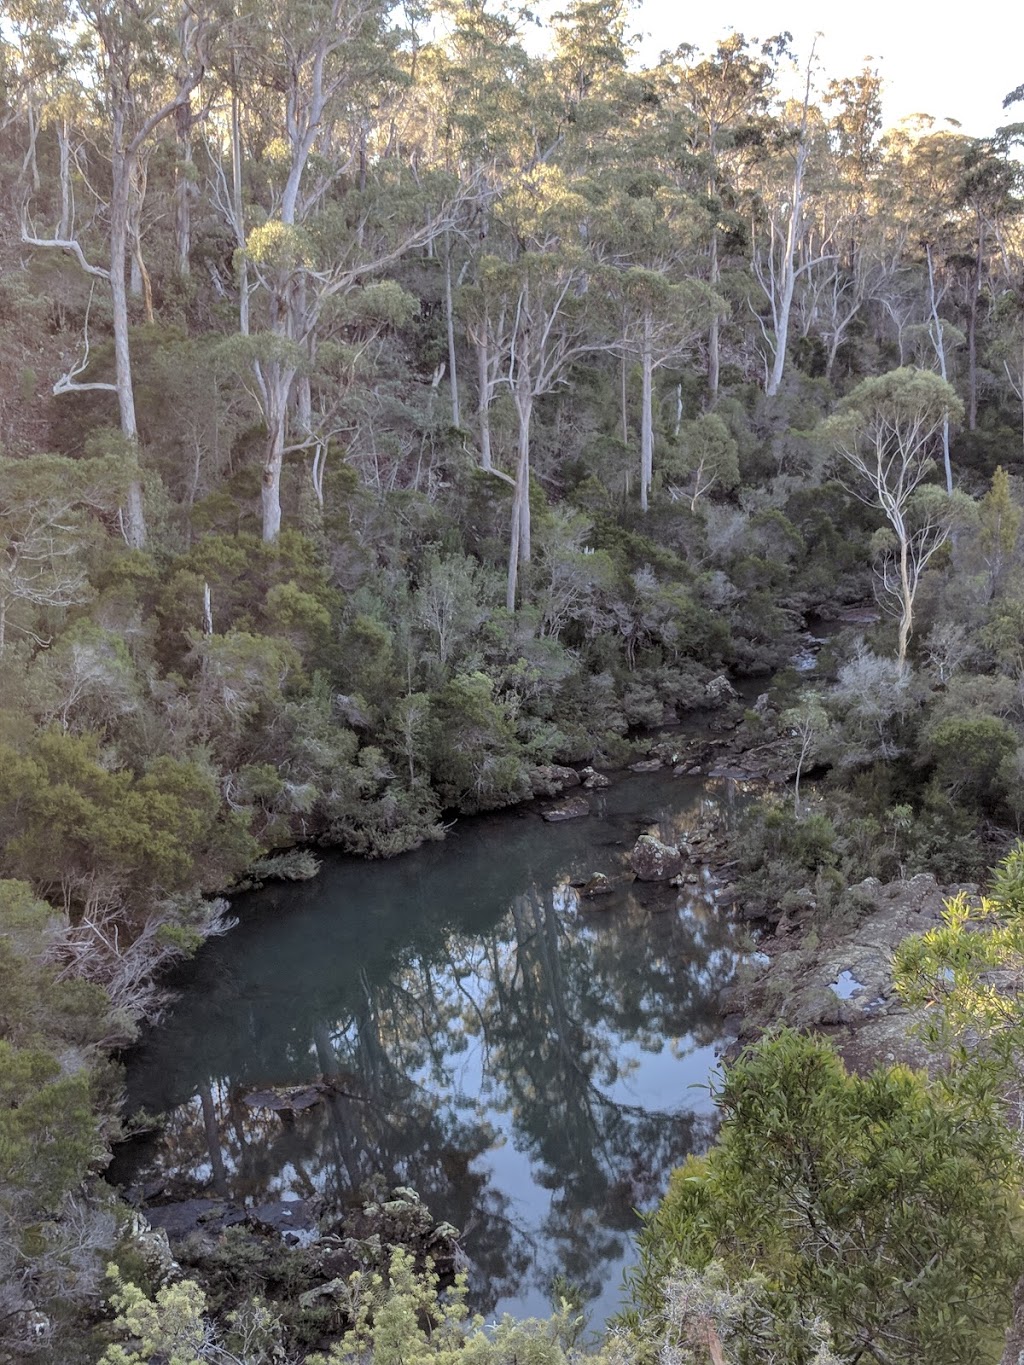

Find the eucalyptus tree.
[
  {"left": 878, "top": 122, "right": 976, "bottom": 490},
  {"left": 749, "top": 43, "right": 840, "bottom": 397},
  {"left": 607, "top": 264, "right": 725, "bottom": 511},
  {"left": 825, "top": 368, "right": 965, "bottom": 669},
  {"left": 585, "top": 115, "right": 726, "bottom": 510},
  {"left": 418, "top": 0, "right": 541, "bottom": 441},
  {"left": 0, "top": 455, "right": 124, "bottom": 651},
  {"left": 485, "top": 233, "right": 598, "bottom": 611},
  {"left": 664, "top": 33, "right": 781, "bottom": 401},
  {"left": 951, "top": 138, "right": 1021, "bottom": 430},
  {"left": 796, "top": 66, "right": 885, "bottom": 378},
  {"left": 20, "top": 0, "right": 215, "bottom": 548},
  {"left": 219, "top": 0, "right": 475, "bottom": 540}
]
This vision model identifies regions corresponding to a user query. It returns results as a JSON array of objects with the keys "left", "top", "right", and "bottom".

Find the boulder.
[
  {"left": 630, "top": 834, "right": 683, "bottom": 882},
  {"left": 581, "top": 767, "right": 611, "bottom": 789},
  {"left": 704, "top": 674, "right": 740, "bottom": 705},
  {"left": 531, "top": 764, "right": 582, "bottom": 796},
  {"left": 629, "top": 757, "right": 663, "bottom": 773},
  {"left": 542, "top": 795, "right": 590, "bottom": 822},
  {"left": 580, "top": 873, "right": 614, "bottom": 898}
]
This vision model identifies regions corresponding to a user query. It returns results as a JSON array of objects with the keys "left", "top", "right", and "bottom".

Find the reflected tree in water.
[{"left": 115, "top": 787, "right": 742, "bottom": 1314}]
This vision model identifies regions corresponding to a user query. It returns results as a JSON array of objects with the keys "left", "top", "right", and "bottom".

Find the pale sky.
[{"left": 629, "top": 0, "right": 1024, "bottom": 138}]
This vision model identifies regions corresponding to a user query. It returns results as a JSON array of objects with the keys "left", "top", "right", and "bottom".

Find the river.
[{"left": 109, "top": 759, "right": 753, "bottom": 1326}]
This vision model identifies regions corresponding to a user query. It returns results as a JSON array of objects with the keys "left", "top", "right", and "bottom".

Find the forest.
[{"left": 4, "top": 0, "right": 1024, "bottom": 1359}]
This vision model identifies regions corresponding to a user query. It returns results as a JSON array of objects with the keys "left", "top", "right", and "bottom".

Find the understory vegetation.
[{"left": 4, "top": 0, "right": 1024, "bottom": 1358}]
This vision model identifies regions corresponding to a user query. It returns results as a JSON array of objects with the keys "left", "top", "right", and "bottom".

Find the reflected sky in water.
[{"left": 112, "top": 767, "right": 748, "bottom": 1324}]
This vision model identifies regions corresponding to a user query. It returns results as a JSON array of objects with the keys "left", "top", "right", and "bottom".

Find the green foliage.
[
  {"left": 100, "top": 1264, "right": 286, "bottom": 1365},
  {"left": 427, "top": 672, "right": 531, "bottom": 812},
  {"left": 309, "top": 1247, "right": 590, "bottom": 1365},
  {"left": 626, "top": 1029, "right": 1021, "bottom": 1364},
  {"left": 0, "top": 1042, "right": 98, "bottom": 1213},
  {"left": 894, "top": 841, "right": 1024, "bottom": 1108},
  {"left": 0, "top": 731, "right": 256, "bottom": 906},
  {"left": 924, "top": 713, "right": 1018, "bottom": 811}
]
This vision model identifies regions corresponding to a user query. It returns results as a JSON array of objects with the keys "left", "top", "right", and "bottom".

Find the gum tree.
[
  {"left": 824, "top": 367, "right": 965, "bottom": 669},
  {"left": 20, "top": 0, "right": 214, "bottom": 548}
]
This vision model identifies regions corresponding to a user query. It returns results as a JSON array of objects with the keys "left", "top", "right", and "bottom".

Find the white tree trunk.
[
  {"left": 261, "top": 368, "right": 293, "bottom": 542},
  {"left": 708, "top": 231, "right": 720, "bottom": 403},
  {"left": 765, "top": 141, "right": 806, "bottom": 398},
  {"left": 640, "top": 311, "right": 655, "bottom": 511},
  {"left": 110, "top": 145, "right": 146, "bottom": 548},
  {"left": 444, "top": 238, "right": 461, "bottom": 428},
  {"left": 507, "top": 386, "right": 533, "bottom": 612},
  {"left": 926, "top": 245, "right": 953, "bottom": 494},
  {"left": 476, "top": 334, "right": 493, "bottom": 471}
]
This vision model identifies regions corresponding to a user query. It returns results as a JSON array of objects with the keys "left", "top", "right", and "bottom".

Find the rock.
[
  {"left": 248, "top": 1199, "right": 315, "bottom": 1236},
  {"left": 629, "top": 834, "right": 683, "bottom": 882},
  {"left": 581, "top": 766, "right": 611, "bottom": 789},
  {"left": 705, "top": 674, "right": 740, "bottom": 705},
  {"left": 334, "top": 693, "right": 372, "bottom": 728},
  {"left": 581, "top": 873, "right": 614, "bottom": 897},
  {"left": 243, "top": 1082, "right": 330, "bottom": 1113},
  {"left": 144, "top": 1200, "right": 233, "bottom": 1242},
  {"left": 752, "top": 691, "right": 776, "bottom": 718},
  {"left": 24, "top": 1312, "right": 50, "bottom": 1342},
  {"left": 628, "top": 757, "right": 662, "bottom": 773},
  {"left": 299, "top": 1278, "right": 347, "bottom": 1309},
  {"left": 542, "top": 795, "right": 590, "bottom": 822},
  {"left": 124, "top": 1211, "right": 181, "bottom": 1281},
  {"left": 531, "top": 764, "right": 581, "bottom": 796}
]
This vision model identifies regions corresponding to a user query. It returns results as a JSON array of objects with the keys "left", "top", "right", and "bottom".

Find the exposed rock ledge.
[{"left": 720, "top": 873, "right": 978, "bottom": 1074}]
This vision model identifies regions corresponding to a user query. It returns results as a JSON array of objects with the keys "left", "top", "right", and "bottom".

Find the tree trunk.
[
  {"left": 968, "top": 220, "right": 984, "bottom": 431},
  {"left": 231, "top": 88, "right": 250, "bottom": 336},
  {"left": 926, "top": 245, "right": 953, "bottom": 493},
  {"left": 262, "top": 367, "right": 293, "bottom": 542},
  {"left": 110, "top": 144, "right": 146, "bottom": 548},
  {"left": 765, "top": 146, "right": 805, "bottom": 399},
  {"left": 507, "top": 391, "right": 532, "bottom": 612},
  {"left": 640, "top": 311, "right": 654, "bottom": 512},
  {"left": 620, "top": 347, "right": 629, "bottom": 444},
  {"left": 174, "top": 104, "right": 193, "bottom": 277},
  {"left": 476, "top": 334, "right": 493, "bottom": 471},
  {"left": 897, "top": 535, "right": 913, "bottom": 671},
  {"left": 708, "top": 230, "right": 720, "bottom": 403},
  {"left": 22, "top": 96, "right": 41, "bottom": 191},
  {"left": 57, "top": 120, "right": 72, "bottom": 239},
  {"left": 765, "top": 65, "right": 813, "bottom": 399},
  {"left": 444, "top": 237, "right": 461, "bottom": 428}
]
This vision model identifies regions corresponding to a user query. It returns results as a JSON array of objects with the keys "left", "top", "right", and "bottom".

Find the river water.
[{"left": 110, "top": 762, "right": 751, "bottom": 1326}]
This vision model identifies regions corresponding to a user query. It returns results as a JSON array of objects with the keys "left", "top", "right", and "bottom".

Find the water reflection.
[{"left": 113, "top": 771, "right": 745, "bottom": 1322}]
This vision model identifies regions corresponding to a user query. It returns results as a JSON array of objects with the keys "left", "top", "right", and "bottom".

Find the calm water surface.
[{"left": 112, "top": 766, "right": 749, "bottom": 1324}]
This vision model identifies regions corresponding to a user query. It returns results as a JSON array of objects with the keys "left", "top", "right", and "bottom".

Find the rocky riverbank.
[{"left": 719, "top": 872, "right": 974, "bottom": 1073}]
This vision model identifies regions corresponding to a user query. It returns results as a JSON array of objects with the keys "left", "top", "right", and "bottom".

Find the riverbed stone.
[
  {"left": 531, "top": 764, "right": 582, "bottom": 796},
  {"left": 704, "top": 674, "right": 740, "bottom": 705},
  {"left": 580, "top": 873, "right": 614, "bottom": 897},
  {"left": 628, "top": 757, "right": 663, "bottom": 773},
  {"left": 542, "top": 795, "right": 590, "bottom": 822},
  {"left": 580, "top": 766, "right": 611, "bottom": 789},
  {"left": 630, "top": 834, "right": 683, "bottom": 881}
]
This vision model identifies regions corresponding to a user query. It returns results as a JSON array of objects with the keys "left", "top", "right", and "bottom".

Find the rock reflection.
[{"left": 113, "top": 770, "right": 744, "bottom": 1318}]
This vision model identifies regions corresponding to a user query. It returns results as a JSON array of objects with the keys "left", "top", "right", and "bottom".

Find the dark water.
[{"left": 111, "top": 766, "right": 749, "bottom": 1325}]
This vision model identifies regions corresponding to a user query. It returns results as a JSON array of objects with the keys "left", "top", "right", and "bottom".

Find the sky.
[{"left": 626, "top": 0, "right": 1024, "bottom": 138}]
